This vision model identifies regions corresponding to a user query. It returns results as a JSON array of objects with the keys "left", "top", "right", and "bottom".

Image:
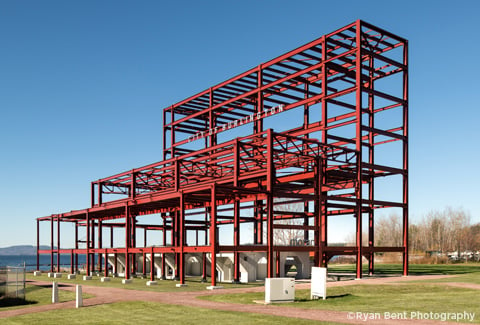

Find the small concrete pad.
[
  {"left": 53, "top": 273, "right": 62, "bottom": 278},
  {"left": 101, "top": 277, "right": 111, "bottom": 282},
  {"left": 206, "top": 286, "right": 224, "bottom": 290},
  {"left": 67, "top": 274, "right": 76, "bottom": 280},
  {"left": 176, "top": 283, "right": 188, "bottom": 288},
  {"left": 122, "top": 279, "right": 132, "bottom": 284},
  {"left": 146, "top": 281, "right": 158, "bottom": 286},
  {"left": 33, "top": 271, "right": 42, "bottom": 276},
  {"left": 47, "top": 272, "right": 54, "bottom": 278},
  {"left": 83, "top": 275, "right": 92, "bottom": 281}
]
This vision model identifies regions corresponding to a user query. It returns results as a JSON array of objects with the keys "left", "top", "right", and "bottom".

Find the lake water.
[{"left": 0, "top": 255, "right": 94, "bottom": 271}]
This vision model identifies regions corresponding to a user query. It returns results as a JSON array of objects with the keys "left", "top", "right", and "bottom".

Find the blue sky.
[{"left": 1, "top": 0, "right": 479, "bottom": 247}]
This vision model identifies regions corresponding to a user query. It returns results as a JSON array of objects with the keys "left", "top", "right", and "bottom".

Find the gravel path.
[{"left": 0, "top": 274, "right": 477, "bottom": 324}]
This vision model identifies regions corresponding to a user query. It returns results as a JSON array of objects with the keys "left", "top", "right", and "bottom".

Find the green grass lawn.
[
  {"left": 200, "top": 284, "right": 480, "bottom": 323},
  {"left": 0, "top": 283, "right": 93, "bottom": 311},
  {"left": 1, "top": 301, "right": 345, "bottom": 325},
  {"left": 199, "top": 266, "right": 480, "bottom": 323},
  {"left": 26, "top": 274, "right": 262, "bottom": 292},
  {"left": 328, "top": 263, "right": 480, "bottom": 275}
]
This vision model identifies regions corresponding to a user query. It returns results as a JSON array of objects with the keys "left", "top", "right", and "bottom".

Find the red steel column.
[
  {"left": 266, "top": 129, "right": 275, "bottom": 278},
  {"left": 355, "top": 20, "right": 363, "bottom": 279},
  {"left": 56, "top": 215, "right": 60, "bottom": 271},
  {"left": 36, "top": 219, "right": 40, "bottom": 271},
  {"left": 86, "top": 212, "right": 90, "bottom": 276},
  {"left": 50, "top": 217, "right": 54, "bottom": 272},
  {"left": 75, "top": 221, "right": 79, "bottom": 273},
  {"left": 368, "top": 52, "right": 375, "bottom": 276},
  {"left": 98, "top": 220, "right": 103, "bottom": 272},
  {"left": 403, "top": 40, "right": 409, "bottom": 276},
  {"left": 210, "top": 185, "right": 217, "bottom": 286},
  {"left": 179, "top": 192, "right": 185, "bottom": 285},
  {"left": 124, "top": 205, "right": 130, "bottom": 280},
  {"left": 150, "top": 247, "right": 155, "bottom": 281},
  {"left": 233, "top": 140, "right": 240, "bottom": 283},
  {"left": 104, "top": 248, "right": 108, "bottom": 277}
]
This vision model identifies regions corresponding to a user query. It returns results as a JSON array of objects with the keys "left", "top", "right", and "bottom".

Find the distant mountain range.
[{"left": 0, "top": 245, "right": 52, "bottom": 255}]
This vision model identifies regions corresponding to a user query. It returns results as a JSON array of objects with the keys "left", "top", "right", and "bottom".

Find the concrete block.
[
  {"left": 176, "top": 283, "right": 188, "bottom": 287},
  {"left": 47, "top": 272, "right": 54, "bottom": 278},
  {"left": 100, "top": 277, "right": 111, "bottom": 282},
  {"left": 146, "top": 281, "right": 157, "bottom": 286},
  {"left": 122, "top": 279, "right": 132, "bottom": 284},
  {"left": 53, "top": 273, "right": 62, "bottom": 278},
  {"left": 33, "top": 271, "right": 42, "bottom": 276},
  {"left": 83, "top": 275, "right": 92, "bottom": 281},
  {"left": 206, "top": 286, "right": 224, "bottom": 290},
  {"left": 67, "top": 274, "right": 76, "bottom": 280}
]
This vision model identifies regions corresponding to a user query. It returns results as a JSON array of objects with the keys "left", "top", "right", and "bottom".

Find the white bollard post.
[
  {"left": 76, "top": 285, "right": 83, "bottom": 308},
  {"left": 52, "top": 282, "right": 59, "bottom": 303}
]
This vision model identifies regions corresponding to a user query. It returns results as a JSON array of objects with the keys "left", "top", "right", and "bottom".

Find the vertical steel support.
[
  {"left": 50, "top": 217, "right": 54, "bottom": 272},
  {"left": 90, "top": 219, "right": 95, "bottom": 274},
  {"left": 266, "top": 129, "right": 275, "bottom": 278},
  {"left": 110, "top": 226, "right": 114, "bottom": 248},
  {"left": 314, "top": 157, "right": 325, "bottom": 266},
  {"left": 210, "top": 185, "right": 217, "bottom": 286},
  {"left": 104, "top": 249, "right": 108, "bottom": 277},
  {"left": 202, "top": 253, "right": 207, "bottom": 282},
  {"left": 355, "top": 20, "right": 363, "bottom": 279},
  {"left": 124, "top": 206, "right": 130, "bottom": 280},
  {"left": 97, "top": 182, "right": 102, "bottom": 206},
  {"left": 368, "top": 50, "right": 375, "bottom": 276},
  {"left": 131, "top": 216, "right": 137, "bottom": 275},
  {"left": 75, "top": 221, "right": 79, "bottom": 273},
  {"left": 36, "top": 219, "right": 40, "bottom": 271},
  {"left": 233, "top": 140, "right": 240, "bottom": 283},
  {"left": 98, "top": 220, "right": 103, "bottom": 272},
  {"left": 56, "top": 216, "right": 61, "bottom": 272},
  {"left": 255, "top": 65, "right": 263, "bottom": 134},
  {"left": 403, "top": 40, "right": 409, "bottom": 276},
  {"left": 150, "top": 247, "right": 155, "bottom": 281},
  {"left": 114, "top": 253, "right": 118, "bottom": 275},
  {"left": 179, "top": 192, "right": 185, "bottom": 285},
  {"left": 275, "top": 251, "right": 280, "bottom": 277},
  {"left": 91, "top": 182, "right": 95, "bottom": 207},
  {"left": 70, "top": 250, "right": 74, "bottom": 274},
  {"left": 86, "top": 212, "right": 90, "bottom": 276}
]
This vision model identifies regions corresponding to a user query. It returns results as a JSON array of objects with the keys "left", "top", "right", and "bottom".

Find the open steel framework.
[{"left": 37, "top": 20, "right": 408, "bottom": 285}]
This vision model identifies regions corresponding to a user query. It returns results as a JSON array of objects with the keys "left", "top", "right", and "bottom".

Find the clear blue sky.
[{"left": 1, "top": 0, "right": 479, "bottom": 247}]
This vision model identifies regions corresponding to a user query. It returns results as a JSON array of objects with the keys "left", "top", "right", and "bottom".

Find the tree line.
[{"left": 376, "top": 207, "right": 480, "bottom": 258}]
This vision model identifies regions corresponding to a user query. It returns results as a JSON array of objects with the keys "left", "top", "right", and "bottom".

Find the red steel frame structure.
[{"left": 37, "top": 20, "right": 408, "bottom": 284}]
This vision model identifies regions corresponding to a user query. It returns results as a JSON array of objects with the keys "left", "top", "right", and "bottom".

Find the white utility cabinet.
[
  {"left": 265, "top": 277, "right": 295, "bottom": 303},
  {"left": 311, "top": 266, "right": 327, "bottom": 300}
]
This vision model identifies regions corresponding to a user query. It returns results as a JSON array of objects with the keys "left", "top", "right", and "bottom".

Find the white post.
[
  {"left": 52, "top": 282, "right": 59, "bottom": 303},
  {"left": 76, "top": 285, "right": 83, "bottom": 308}
]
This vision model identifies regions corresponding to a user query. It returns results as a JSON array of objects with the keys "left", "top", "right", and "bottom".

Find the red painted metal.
[{"left": 36, "top": 20, "right": 408, "bottom": 281}]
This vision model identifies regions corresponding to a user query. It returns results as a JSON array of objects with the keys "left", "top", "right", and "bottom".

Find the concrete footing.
[
  {"left": 67, "top": 274, "right": 76, "bottom": 279},
  {"left": 206, "top": 286, "right": 224, "bottom": 290},
  {"left": 83, "top": 275, "right": 92, "bottom": 281},
  {"left": 101, "top": 277, "right": 111, "bottom": 282},
  {"left": 53, "top": 273, "right": 62, "bottom": 278},
  {"left": 176, "top": 283, "right": 188, "bottom": 287},
  {"left": 122, "top": 279, "right": 132, "bottom": 284},
  {"left": 33, "top": 271, "right": 42, "bottom": 276},
  {"left": 146, "top": 281, "right": 157, "bottom": 286}
]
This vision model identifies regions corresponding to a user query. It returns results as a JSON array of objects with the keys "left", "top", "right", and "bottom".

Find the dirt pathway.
[{"left": 0, "top": 274, "right": 477, "bottom": 325}]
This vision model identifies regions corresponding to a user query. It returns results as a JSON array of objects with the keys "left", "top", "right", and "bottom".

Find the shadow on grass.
[
  {"left": 0, "top": 297, "right": 37, "bottom": 308},
  {"left": 295, "top": 293, "right": 353, "bottom": 302}
]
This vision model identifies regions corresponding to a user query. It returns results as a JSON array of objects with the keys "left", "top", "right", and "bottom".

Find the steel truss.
[{"left": 37, "top": 20, "right": 408, "bottom": 284}]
